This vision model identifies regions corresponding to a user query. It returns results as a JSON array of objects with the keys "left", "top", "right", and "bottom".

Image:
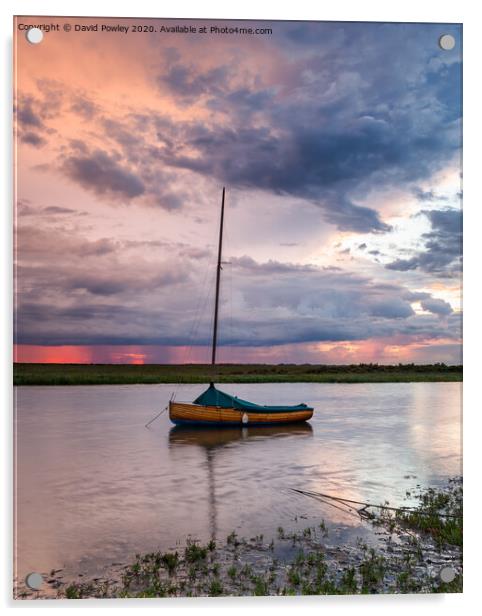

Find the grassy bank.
[
  {"left": 15, "top": 478, "right": 462, "bottom": 598},
  {"left": 14, "top": 363, "right": 462, "bottom": 386}
]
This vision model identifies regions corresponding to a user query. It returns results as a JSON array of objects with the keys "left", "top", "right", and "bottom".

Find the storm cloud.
[
  {"left": 16, "top": 22, "right": 461, "bottom": 234},
  {"left": 148, "top": 23, "right": 461, "bottom": 232},
  {"left": 14, "top": 222, "right": 460, "bottom": 348},
  {"left": 386, "top": 208, "right": 462, "bottom": 277}
]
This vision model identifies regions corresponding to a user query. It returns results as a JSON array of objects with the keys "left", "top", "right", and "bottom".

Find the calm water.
[{"left": 14, "top": 382, "right": 462, "bottom": 580}]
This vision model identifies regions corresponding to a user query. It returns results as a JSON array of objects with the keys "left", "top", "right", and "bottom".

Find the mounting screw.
[
  {"left": 439, "top": 566, "right": 456, "bottom": 583},
  {"left": 25, "top": 572, "right": 43, "bottom": 590}
]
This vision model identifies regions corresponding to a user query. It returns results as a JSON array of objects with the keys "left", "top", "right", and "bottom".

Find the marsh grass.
[
  {"left": 359, "top": 547, "right": 387, "bottom": 593},
  {"left": 14, "top": 362, "right": 462, "bottom": 386},
  {"left": 373, "top": 477, "right": 463, "bottom": 550},
  {"left": 160, "top": 552, "right": 179, "bottom": 575},
  {"left": 184, "top": 540, "right": 208, "bottom": 564},
  {"left": 208, "top": 579, "right": 224, "bottom": 596},
  {"left": 396, "top": 478, "right": 462, "bottom": 549},
  {"left": 30, "top": 479, "right": 461, "bottom": 599}
]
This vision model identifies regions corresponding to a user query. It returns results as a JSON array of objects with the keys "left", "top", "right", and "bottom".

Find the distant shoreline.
[{"left": 13, "top": 363, "right": 462, "bottom": 385}]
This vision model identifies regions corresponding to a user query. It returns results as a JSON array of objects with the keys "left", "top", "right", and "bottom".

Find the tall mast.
[{"left": 211, "top": 187, "right": 225, "bottom": 367}]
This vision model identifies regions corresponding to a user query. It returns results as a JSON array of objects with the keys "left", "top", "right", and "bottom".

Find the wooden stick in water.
[{"left": 290, "top": 488, "right": 461, "bottom": 518}]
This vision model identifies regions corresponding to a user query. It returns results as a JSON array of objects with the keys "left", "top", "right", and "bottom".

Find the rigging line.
[
  {"left": 171, "top": 264, "right": 213, "bottom": 402},
  {"left": 178, "top": 268, "right": 214, "bottom": 386},
  {"left": 290, "top": 488, "right": 462, "bottom": 519},
  {"left": 185, "top": 265, "right": 211, "bottom": 351},
  {"left": 229, "top": 262, "right": 233, "bottom": 364},
  {"left": 185, "top": 252, "right": 214, "bottom": 351},
  {"left": 185, "top": 265, "right": 214, "bottom": 360},
  {"left": 224, "top": 213, "right": 233, "bottom": 366},
  {"left": 175, "top": 268, "right": 214, "bottom": 395},
  {"left": 195, "top": 268, "right": 216, "bottom": 360}
]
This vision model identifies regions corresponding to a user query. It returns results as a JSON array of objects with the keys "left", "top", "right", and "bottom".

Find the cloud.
[
  {"left": 13, "top": 20, "right": 462, "bottom": 362},
  {"left": 57, "top": 132, "right": 190, "bottom": 210},
  {"left": 16, "top": 228, "right": 460, "bottom": 347},
  {"left": 78, "top": 238, "right": 119, "bottom": 257},
  {"left": 15, "top": 223, "right": 195, "bottom": 306},
  {"left": 17, "top": 204, "right": 87, "bottom": 218},
  {"left": 386, "top": 208, "right": 462, "bottom": 277},
  {"left": 42, "top": 206, "right": 82, "bottom": 215},
  {"left": 144, "top": 23, "right": 461, "bottom": 232},
  {"left": 323, "top": 197, "right": 392, "bottom": 233},
  {"left": 421, "top": 297, "right": 453, "bottom": 316},
  {"left": 150, "top": 120, "right": 393, "bottom": 232},
  {"left": 403, "top": 291, "right": 431, "bottom": 302},
  {"left": 16, "top": 22, "right": 461, "bottom": 235},
  {"left": 70, "top": 95, "right": 98, "bottom": 119},
  {"left": 412, "top": 187, "right": 449, "bottom": 203},
  {"left": 16, "top": 226, "right": 117, "bottom": 264},
  {"left": 16, "top": 95, "right": 52, "bottom": 147},
  {"left": 159, "top": 62, "right": 230, "bottom": 104},
  {"left": 16, "top": 97, "right": 44, "bottom": 128},
  {"left": 64, "top": 268, "right": 187, "bottom": 296},
  {"left": 102, "top": 118, "right": 143, "bottom": 149},
  {"left": 62, "top": 148, "right": 145, "bottom": 200},
  {"left": 230, "top": 257, "right": 418, "bottom": 321},
  {"left": 15, "top": 224, "right": 461, "bottom": 349},
  {"left": 230, "top": 255, "right": 317, "bottom": 274},
  {"left": 20, "top": 131, "right": 46, "bottom": 147}
]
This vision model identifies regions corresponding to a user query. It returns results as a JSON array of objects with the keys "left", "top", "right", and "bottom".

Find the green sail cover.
[{"left": 193, "top": 383, "right": 312, "bottom": 413}]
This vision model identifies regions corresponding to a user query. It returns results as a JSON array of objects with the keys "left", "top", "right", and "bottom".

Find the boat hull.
[{"left": 169, "top": 401, "right": 313, "bottom": 426}]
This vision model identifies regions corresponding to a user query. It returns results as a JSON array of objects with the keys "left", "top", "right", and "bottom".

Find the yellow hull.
[{"left": 169, "top": 401, "right": 313, "bottom": 426}]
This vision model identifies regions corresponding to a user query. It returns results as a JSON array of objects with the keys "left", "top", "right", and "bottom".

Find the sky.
[{"left": 14, "top": 17, "right": 462, "bottom": 364}]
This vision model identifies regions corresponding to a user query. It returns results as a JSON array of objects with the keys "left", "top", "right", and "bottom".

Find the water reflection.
[
  {"left": 168, "top": 424, "right": 313, "bottom": 539},
  {"left": 14, "top": 383, "right": 461, "bottom": 580},
  {"left": 168, "top": 423, "right": 313, "bottom": 447}
]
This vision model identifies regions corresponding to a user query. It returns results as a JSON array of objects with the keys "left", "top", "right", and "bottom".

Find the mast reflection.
[{"left": 168, "top": 424, "right": 313, "bottom": 540}]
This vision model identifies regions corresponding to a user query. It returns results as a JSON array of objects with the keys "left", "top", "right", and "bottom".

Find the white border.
[
  {"left": 2, "top": 1, "right": 480, "bottom": 614},
  {"left": 0, "top": 0, "right": 469, "bottom": 22}
]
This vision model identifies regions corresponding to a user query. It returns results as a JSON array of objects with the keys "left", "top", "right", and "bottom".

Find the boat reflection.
[
  {"left": 168, "top": 422, "right": 313, "bottom": 448},
  {"left": 168, "top": 423, "right": 313, "bottom": 540}
]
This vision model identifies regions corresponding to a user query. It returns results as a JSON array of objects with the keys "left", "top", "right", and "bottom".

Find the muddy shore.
[{"left": 14, "top": 478, "right": 462, "bottom": 599}]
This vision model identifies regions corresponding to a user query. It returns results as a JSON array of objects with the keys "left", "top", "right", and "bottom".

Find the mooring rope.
[
  {"left": 144, "top": 392, "right": 176, "bottom": 428},
  {"left": 144, "top": 407, "right": 167, "bottom": 428}
]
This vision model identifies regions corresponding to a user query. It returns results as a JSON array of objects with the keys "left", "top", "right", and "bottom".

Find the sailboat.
[{"left": 169, "top": 188, "right": 314, "bottom": 426}]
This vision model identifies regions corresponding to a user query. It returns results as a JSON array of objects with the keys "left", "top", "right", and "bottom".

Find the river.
[{"left": 14, "top": 382, "right": 462, "bottom": 581}]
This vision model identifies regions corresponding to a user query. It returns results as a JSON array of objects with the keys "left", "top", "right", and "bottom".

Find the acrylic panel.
[{"left": 13, "top": 16, "right": 462, "bottom": 599}]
